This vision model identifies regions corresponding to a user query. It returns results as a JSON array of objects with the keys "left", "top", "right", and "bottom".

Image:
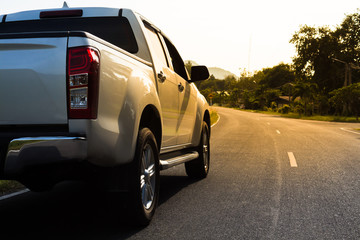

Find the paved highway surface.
[{"left": 1, "top": 107, "right": 360, "bottom": 239}]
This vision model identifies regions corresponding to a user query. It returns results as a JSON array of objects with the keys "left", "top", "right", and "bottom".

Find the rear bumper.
[{"left": 2, "top": 136, "right": 87, "bottom": 178}]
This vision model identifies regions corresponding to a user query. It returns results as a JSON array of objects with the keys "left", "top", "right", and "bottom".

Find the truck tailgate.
[{"left": 0, "top": 36, "right": 68, "bottom": 125}]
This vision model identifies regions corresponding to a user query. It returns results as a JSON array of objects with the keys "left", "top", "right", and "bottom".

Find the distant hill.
[
  {"left": 185, "top": 60, "right": 237, "bottom": 80},
  {"left": 208, "top": 67, "right": 237, "bottom": 80}
]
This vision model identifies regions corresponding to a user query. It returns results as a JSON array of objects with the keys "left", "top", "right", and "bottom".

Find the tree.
[
  {"left": 238, "top": 77, "right": 257, "bottom": 91},
  {"left": 335, "top": 12, "right": 360, "bottom": 65},
  {"left": 291, "top": 10, "right": 360, "bottom": 94},
  {"left": 330, "top": 83, "right": 360, "bottom": 119},
  {"left": 259, "top": 63, "right": 295, "bottom": 89},
  {"left": 240, "top": 89, "right": 257, "bottom": 109},
  {"left": 263, "top": 89, "right": 281, "bottom": 108},
  {"left": 333, "top": 11, "right": 360, "bottom": 86},
  {"left": 229, "top": 88, "right": 241, "bottom": 107},
  {"left": 292, "top": 81, "right": 318, "bottom": 115},
  {"left": 290, "top": 25, "right": 342, "bottom": 92},
  {"left": 185, "top": 61, "right": 192, "bottom": 76}
]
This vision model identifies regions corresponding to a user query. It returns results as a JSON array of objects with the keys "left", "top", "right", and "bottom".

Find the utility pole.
[
  {"left": 332, "top": 58, "right": 360, "bottom": 86},
  {"left": 248, "top": 34, "right": 252, "bottom": 75},
  {"left": 332, "top": 58, "right": 350, "bottom": 86}
]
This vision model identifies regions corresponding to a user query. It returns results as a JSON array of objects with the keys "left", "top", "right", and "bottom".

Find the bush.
[
  {"left": 270, "top": 101, "right": 277, "bottom": 111},
  {"left": 278, "top": 105, "right": 291, "bottom": 114},
  {"left": 294, "top": 104, "right": 304, "bottom": 115}
]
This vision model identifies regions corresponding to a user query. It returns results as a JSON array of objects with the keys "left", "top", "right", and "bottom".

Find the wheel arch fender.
[
  {"left": 129, "top": 68, "right": 163, "bottom": 153},
  {"left": 191, "top": 93, "right": 210, "bottom": 146},
  {"left": 138, "top": 104, "right": 162, "bottom": 151},
  {"left": 111, "top": 68, "right": 162, "bottom": 165}
]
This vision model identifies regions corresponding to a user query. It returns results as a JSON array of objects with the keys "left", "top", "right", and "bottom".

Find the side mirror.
[{"left": 190, "top": 66, "right": 210, "bottom": 82}]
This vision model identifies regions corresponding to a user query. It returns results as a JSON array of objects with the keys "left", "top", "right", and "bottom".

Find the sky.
[{"left": 1, "top": 0, "right": 359, "bottom": 76}]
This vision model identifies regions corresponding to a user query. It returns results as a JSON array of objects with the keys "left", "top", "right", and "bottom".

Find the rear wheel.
[
  {"left": 22, "top": 179, "right": 54, "bottom": 192},
  {"left": 185, "top": 121, "right": 210, "bottom": 178},
  {"left": 128, "top": 127, "right": 159, "bottom": 225}
]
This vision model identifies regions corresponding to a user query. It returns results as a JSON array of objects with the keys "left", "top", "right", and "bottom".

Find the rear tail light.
[{"left": 68, "top": 47, "right": 100, "bottom": 119}]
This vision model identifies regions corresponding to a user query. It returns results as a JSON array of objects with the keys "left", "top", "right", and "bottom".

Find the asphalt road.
[{"left": 1, "top": 107, "right": 360, "bottom": 239}]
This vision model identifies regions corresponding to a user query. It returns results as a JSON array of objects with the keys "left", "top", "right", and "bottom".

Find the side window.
[
  {"left": 144, "top": 24, "right": 168, "bottom": 68},
  {"left": 163, "top": 37, "right": 189, "bottom": 81}
]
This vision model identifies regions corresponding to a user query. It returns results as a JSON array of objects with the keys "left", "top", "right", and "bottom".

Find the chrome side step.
[{"left": 160, "top": 151, "right": 199, "bottom": 170}]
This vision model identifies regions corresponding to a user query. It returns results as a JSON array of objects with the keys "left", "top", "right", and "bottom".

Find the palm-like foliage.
[{"left": 292, "top": 81, "right": 318, "bottom": 115}]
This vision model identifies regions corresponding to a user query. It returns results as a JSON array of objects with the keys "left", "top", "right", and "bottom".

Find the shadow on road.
[
  {"left": 158, "top": 175, "right": 198, "bottom": 205},
  {"left": 0, "top": 175, "right": 197, "bottom": 239}
]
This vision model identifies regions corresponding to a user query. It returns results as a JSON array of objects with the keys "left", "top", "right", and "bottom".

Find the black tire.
[
  {"left": 128, "top": 127, "right": 160, "bottom": 225},
  {"left": 185, "top": 121, "right": 210, "bottom": 179},
  {"left": 21, "top": 179, "right": 54, "bottom": 192}
]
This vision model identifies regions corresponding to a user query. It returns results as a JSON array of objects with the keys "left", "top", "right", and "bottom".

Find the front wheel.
[
  {"left": 128, "top": 127, "right": 160, "bottom": 225},
  {"left": 185, "top": 121, "right": 210, "bottom": 179}
]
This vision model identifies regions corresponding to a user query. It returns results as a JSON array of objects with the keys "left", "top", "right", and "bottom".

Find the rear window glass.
[{"left": 0, "top": 17, "right": 138, "bottom": 53}]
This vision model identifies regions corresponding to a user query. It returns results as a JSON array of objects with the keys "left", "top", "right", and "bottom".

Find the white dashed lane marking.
[{"left": 287, "top": 152, "right": 298, "bottom": 168}]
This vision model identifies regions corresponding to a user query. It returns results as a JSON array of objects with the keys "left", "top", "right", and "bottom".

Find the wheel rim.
[
  {"left": 202, "top": 130, "right": 209, "bottom": 172},
  {"left": 140, "top": 143, "right": 156, "bottom": 210}
]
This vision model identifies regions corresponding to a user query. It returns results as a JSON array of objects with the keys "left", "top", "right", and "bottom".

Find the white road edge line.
[
  {"left": 0, "top": 189, "right": 30, "bottom": 201},
  {"left": 276, "top": 130, "right": 281, "bottom": 134},
  {"left": 288, "top": 152, "right": 298, "bottom": 168},
  {"left": 340, "top": 128, "right": 360, "bottom": 135},
  {"left": 211, "top": 114, "right": 220, "bottom": 127}
]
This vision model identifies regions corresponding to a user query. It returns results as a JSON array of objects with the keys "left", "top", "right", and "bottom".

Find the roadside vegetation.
[
  {"left": 240, "top": 109, "right": 360, "bottom": 122},
  {"left": 210, "top": 108, "right": 219, "bottom": 126},
  {"left": 0, "top": 180, "right": 25, "bottom": 197},
  {"left": 187, "top": 9, "right": 360, "bottom": 122}
]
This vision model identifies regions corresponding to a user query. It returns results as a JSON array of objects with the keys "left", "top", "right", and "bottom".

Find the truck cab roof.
[
  {"left": 1, "top": 7, "right": 128, "bottom": 23},
  {"left": 0, "top": 7, "right": 153, "bottom": 63}
]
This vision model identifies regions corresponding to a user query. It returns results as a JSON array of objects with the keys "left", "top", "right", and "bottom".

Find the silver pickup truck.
[{"left": 0, "top": 6, "right": 210, "bottom": 224}]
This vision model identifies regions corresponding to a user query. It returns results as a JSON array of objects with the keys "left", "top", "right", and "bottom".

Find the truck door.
[
  {"left": 161, "top": 36, "right": 197, "bottom": 145},
  {"left": 143, "top": 24, "right": 179, "bottom": 147}
]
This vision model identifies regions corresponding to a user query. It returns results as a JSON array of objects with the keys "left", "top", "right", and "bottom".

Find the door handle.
[
  {"left": 178, "top": 82, "right": 184, "bottom": 92},
  {"left": 157, "top": 71, "right": 166, "bottom": 82}
]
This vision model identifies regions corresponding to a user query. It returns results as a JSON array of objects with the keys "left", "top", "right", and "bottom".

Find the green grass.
[
  {"left": 0, "top": 180, "right": 25, "bottom": 197},
  {"left": 282, "top": 114, "right": 359, "bottom": 122},
  {"left": 210, "top": 108, "right": 219, "bottom": 126},
  {"left": 237, "top": 108, "right": 359, "bottom": 123}
]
